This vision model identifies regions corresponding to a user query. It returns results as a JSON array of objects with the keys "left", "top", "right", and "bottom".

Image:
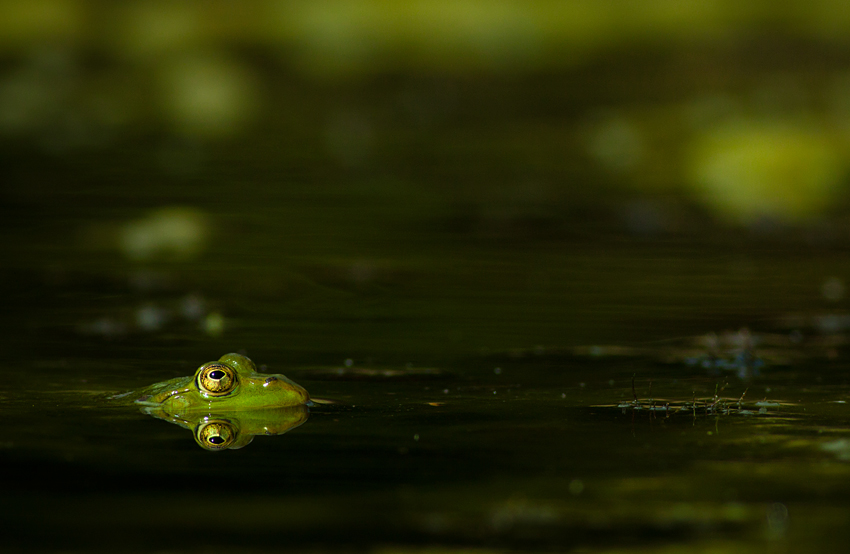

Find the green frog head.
[{"left": 128, "top": 353, "right": 310, "bottom": 413}]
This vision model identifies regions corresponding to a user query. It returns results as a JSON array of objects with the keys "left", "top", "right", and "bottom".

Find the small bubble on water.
[
  {"left": 767, "top": 502, "right": 789, "bottom": 539},
  {"left": 180, "top": 294, "right": 206, "bottom": 321},
  {"left": 202, "top": 312, "right": 225, "bottom": 337},
  {"left": 344, "top": 358, "right": 353, "bottom": 367},
  {"left": 822, "top": 277, "right": 845, "bottom": 301},
  {"left": 569, "top": 479, "right": 584, "bottom": 495},
  {"left": 136, "top": 304, "right": 168, "bottom": 331}
]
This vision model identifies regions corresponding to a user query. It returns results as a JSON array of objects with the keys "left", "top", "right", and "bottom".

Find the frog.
[{"left": 112, "top": 353, "right": 310, "bottom": 414}]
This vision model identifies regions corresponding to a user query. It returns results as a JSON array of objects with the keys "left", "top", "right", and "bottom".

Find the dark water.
[
  {"left": 4, "top": 63, "right": 850, "bottom": 553},
  {"left": 4, "top": 228, "right": 850, "bottom": 553}
]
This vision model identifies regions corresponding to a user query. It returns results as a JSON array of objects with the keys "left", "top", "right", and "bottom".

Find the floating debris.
[
  {"left": 498, "top": 326, "right": 849, "bottom": 378},
  {"left": 678, "top": 329, "right": 763, "bottom": 379},
  {"left": 78, "top": 293, "right": 223, "bottom": 338},
  {"left": 599, "top": 376, "right": 792, "bottom": 418},
  {"left": 821, "top": 439, "right": 850, "bottom": 461}
]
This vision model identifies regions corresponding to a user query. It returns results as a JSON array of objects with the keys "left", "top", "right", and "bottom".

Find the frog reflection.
[
  {"left": 142, "top": 404, "right": 309, "bottom": 450},
  {"left": 113, "top": 353, "right": 312, "bottom": 450}
]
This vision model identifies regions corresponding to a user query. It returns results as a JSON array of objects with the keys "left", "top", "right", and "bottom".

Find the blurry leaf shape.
[
  {"left": 687, "top": 119, "right": 845, "bottom": 224},
  {"left": 202, "top": 311, "right": 225, "bottom": 337},
  {"left": 120, "top": 207, "right": 209, "bottom": 262},
  {"left": 157, "top": 51, "right": 260, "bottom": 138}
]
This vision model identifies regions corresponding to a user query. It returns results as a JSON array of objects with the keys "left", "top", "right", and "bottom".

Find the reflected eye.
[
  {"left": 194, "top": 419, "right": 236, "bottom": 451},
  {"left": 196, "top": 362, "right": 237, "bottom": 396}
]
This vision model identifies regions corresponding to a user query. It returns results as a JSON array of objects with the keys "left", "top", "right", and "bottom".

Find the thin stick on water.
[
  {"left": 737, "top": 388, "right": 749, "bottom": 410},
  {"left": 632, "top": 373, "right": 638, "bottom": 404}
]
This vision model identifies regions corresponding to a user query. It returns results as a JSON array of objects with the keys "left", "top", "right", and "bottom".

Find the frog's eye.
[
  {"left": 194, "top": 419, "right": 236, "bottom": 451},
  {"left": 196, "top": 362, "right": 237, "bottom": 396}
]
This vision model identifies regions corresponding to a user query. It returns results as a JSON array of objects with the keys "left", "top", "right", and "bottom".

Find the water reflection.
[{"left": 140, "top": 404, "right": 309, "bottom": 451}]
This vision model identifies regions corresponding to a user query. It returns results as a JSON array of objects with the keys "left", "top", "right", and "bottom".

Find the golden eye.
[
  {"left": 194, "top": 419, "right": 236, "bottom": 450},
  {"left": 196, "top": 362, "right": 237, "bottom": 396}
]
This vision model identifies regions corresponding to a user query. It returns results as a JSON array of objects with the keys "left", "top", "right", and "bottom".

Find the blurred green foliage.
[
  {"left": 4, "top": 0, "right": 850, "bottom": 225},
  {"left": 3, "top": 1, "right": 850, "bottom": 69}
]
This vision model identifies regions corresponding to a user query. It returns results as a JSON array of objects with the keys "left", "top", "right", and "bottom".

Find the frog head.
[{"left": 133, "top": 353, "right": 310, "bottom": 413}]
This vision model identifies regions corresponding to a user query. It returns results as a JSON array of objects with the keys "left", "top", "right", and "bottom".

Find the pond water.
[
  {"left": 4, "top": 210, "right": 850, "bottom": 553},
  {"left": 3, "top": 70, "right": 850, "bottom": 553}
]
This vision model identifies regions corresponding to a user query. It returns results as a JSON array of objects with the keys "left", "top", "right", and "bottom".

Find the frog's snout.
[{"left": 257, "top": 373, "right": 310, "bottom": 405}]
